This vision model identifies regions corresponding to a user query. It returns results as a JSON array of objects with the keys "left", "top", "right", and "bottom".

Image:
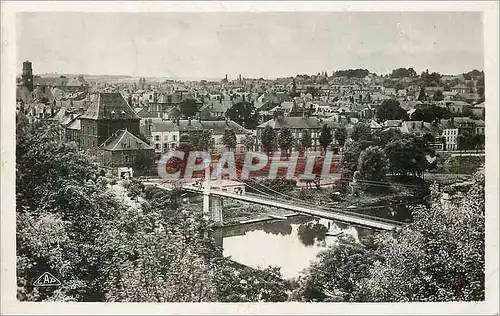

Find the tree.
[
  {"left": 332, "top": 69, "right": 370, "bottom": 78},
  {"left": 261, "top": 125, "right": 276, "bottom": 155},
  {"left": 289, "top": 235, "right": 379, "bottom": 302},
  {"left": 178, "top": 133, "right": 192, "bottom": 153},
  {"left": 376, "top": 99, "right": 407, "bottom": 121},
  {"left": 384, "top": 134, "right": 432, "bottom": 177},
  {"left": 411, "top": 105, "right": 452, "bottom": 123},
  {"left": 241, "top": 134, "right": 255, "bottom": 151},
  {"left": 222, "top": 128, "right": 237, "bottom": 151},
  {"left": 417, "top": 86, "right": 427, "bottom": 102},
  {"left": 305, "top": 86, "right": 319, "bottom": 99},
  {"left": 192, "top": 130, "right": 214, "bottom": 151},
  {"left": 351, "top": 122, "right": 372, "bottom": 142},
  {"left": 361, "top": 169, "right": 484, "bottom": 302},
  {"left": 340, "top": 139, "right": 374, "bottom": 180},
  {"left": 318, "top": 124, "right": 333, "bottom": 153},
  {"left": 213, "top": 261, "right": 290, "bottom": 302},
  {"left": 278, "top": 126, "right": 295, "bottom": 157},
  {"left": 457, "top": 130, "right": 476, "bottom": 152},
  {"left": 18, "top": 120, "right": 294, "bottom": 303},
  {"left": 390, "top": 68, "right": 417, "bottom": 78},
  {"left": 357, "top": 146, "right": 388, "bottom": 189},
  {"left": 226, "top": 101, "right": 260, "bottom": 129},
  {"left": 133, "top": 150, "right": 154, "bottom": 176},
  {"left": 179, "top": 99, "right": 199, "bottom": 118},
  {"left": 433, "top": 89, "right": 444, "bottom": 101},
  {"left": 334, "top": 127, "right": 348, "bottom": 149},
  {"left": 291, "top": 168, "right": 485, "bottom": 302},
  {"left": 300, "top": 129, "right": 312, "bottom": 153}
]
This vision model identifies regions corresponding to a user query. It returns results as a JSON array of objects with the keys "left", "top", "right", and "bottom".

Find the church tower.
[{"left": 22, "top": 61, "right": 34, "bottom": 92}]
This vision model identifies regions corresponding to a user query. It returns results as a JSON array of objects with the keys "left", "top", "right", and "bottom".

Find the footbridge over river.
[{"left": 141, "top": 178, "right": 403, "bottom": 231}]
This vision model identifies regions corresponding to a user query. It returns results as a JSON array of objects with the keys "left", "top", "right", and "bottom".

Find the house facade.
[
  {"left": 79, "top": 92, "right": 141, "bottom": 151},
  {"left": 98, "top": 129, "right": 154, "bottom": 176}
]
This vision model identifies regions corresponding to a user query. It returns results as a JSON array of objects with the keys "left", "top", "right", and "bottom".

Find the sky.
[{"left": 16, "top": 12, "right": 484, "bottom": 79}]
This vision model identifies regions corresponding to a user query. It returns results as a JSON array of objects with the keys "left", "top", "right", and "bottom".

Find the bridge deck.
[{"left": 165, "top": 184, "right": 400, "bottom": 231}]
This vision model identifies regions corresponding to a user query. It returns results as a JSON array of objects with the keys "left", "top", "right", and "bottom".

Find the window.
[
  {"left": 173, "top": 135, "right": 177, "bottom": 141},
  {"left": 124, "top": 155, "right": 129, "bottom": 163},
  {"left": 155, "top": 144, "right": 160, "bottom": 150},
  {"left": 154, "top": 135, "right": 160, "bottom": 141},
  {"left": 92, "top": 126, "right": 95, "bottom": 135},
  {"left": 164, "top": 135, "right": 169, "bottom": 141}
]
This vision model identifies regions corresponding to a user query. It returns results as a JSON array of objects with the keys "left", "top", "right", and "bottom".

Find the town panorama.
[{"left": 15, "top": 12, "right": 485, "bottom": 304}]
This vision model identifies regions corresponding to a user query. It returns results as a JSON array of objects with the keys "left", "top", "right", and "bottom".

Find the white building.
[{"left": 442, "top": 128, "right": 458, "bottom": 151}]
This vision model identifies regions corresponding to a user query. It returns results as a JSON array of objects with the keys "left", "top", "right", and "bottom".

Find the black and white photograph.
[{"left": 1, "top": 1, "right": 498, "bottom": 315}]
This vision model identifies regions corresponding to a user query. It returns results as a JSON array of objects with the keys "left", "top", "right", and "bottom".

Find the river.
[{"left": 218, "top": 215, "right": 376, "bottom": 279}]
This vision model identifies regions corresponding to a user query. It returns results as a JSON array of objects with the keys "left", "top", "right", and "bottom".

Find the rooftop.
[
  {"left": 100, "top": 129, "right": 153, "bottom": 151},
  {"left": 81, "top": 92, "right": 139, "bottom": 120}
]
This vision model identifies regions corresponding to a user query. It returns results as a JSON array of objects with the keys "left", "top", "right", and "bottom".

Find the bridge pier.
[{"left": 203, "top": 191, "right": 223, "bottom": 224}]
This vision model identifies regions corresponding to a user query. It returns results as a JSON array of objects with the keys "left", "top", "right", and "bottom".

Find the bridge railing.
[{"left": 223, "top": 191, "right": 405, "bottom": 227}]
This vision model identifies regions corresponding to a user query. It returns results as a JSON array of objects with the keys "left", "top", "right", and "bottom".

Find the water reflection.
[
  {"left": 221, "top": 215, "right": 373, "bottom": 279},
  {"left": 297, "top": 221, "right": 328, "bottom": 246}
]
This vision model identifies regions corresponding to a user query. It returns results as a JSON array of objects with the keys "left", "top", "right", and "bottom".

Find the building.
[
  {"left": 79, "top": 92, "right": 141, "bottom": 151},
  {"left": 98, "top": 129, "right": 154, "bottom": 177},
  {"left": 439, "top": 117, "right": 485, "bottom": 151},
  {"left": 142, "top": 118, "right": 250, "bottom": 159},
  {"left": 442, "top": 126, "right": 459, "bottom": 151},
  {"left": 256, "top": 112, "right": 338, "bottom": 152},
  {"left": 199, "top": 120, "right": 251, "bottom": 153},
  {"left": 470, "top": 102, "right": 485, "bottom": 118}
]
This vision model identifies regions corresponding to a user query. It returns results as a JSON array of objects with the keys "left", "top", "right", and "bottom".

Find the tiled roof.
[
  {"left": 100, "top": 129, "right": 153, "bottom": 151},
  {"left": 81, "top": 92, "right": 140, "bottom": 120},
  {"left": 257, "top": 117, "right": 324, "bottom": 129},
  {"left": 383, "top": 120, "right": 403, "bottom": 128},
  {"left": 66, "top": 119, "right": 81, "bottom": 130},
  {"left": 473, "top": 119, "right": 485, "bottom": 127},
  {"left": 134, "top": 107, "right": 154, "bottom": 118},
  {"left": 199, "top": 120, "right": 250, "bottom": 135},
  {"left": 148, "top": 119, "right": 204, "bottom": 133},
  {"left": 400, "top": 121, "right": 437, "bottom": 135}
]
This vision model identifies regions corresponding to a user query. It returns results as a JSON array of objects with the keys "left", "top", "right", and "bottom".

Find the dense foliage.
[
  {"left": 278, "top": 126, "right": 295, "bottom": 156},
  {"left": 261, "top": 125, "right": 277, "bottom": 154},
  {"left": 291, "top": 168, "right": 485, "bottom": 302},
  {"left": 16, "top": 120, "right": 288, "bottom": 302},
  {"left": 332, "top": 69, "right": 370, "bottom": 78},
  {"left": 222, "top": 128, "right": 237, "bottom": 151},
  {"left": 226, "top": 101, "right": 260, "bottom": 130},
  {"left": 376, "top": 99, "right": 408, "bottom": 121},
  {"left": 319, "top": 124, "right": 333, "bottom": 152},
  {"left": 341, "top": 128, "right": 435, "bottom": 184}
]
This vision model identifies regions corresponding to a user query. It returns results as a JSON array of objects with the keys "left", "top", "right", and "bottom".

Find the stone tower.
[{"left": 22, "top": 61, "right": 34, "bottom": 92}]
